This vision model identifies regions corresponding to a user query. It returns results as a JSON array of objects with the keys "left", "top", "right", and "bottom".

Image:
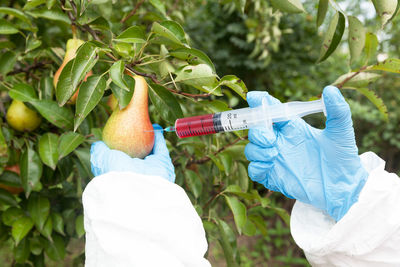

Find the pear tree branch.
[{"left": 61, "top": 1, "right": 211, "bottom": 99}]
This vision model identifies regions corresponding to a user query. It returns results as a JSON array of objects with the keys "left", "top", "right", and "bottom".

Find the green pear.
[{"left": 6, "top": 100, "right": 41, "bottom": 132}]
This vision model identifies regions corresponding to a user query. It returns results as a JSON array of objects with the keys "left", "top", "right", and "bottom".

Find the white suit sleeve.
[
  {"left": 82, "top": 172, "right": 211, "bottom": 267},
  {"left": 291, "top": 152, "right": 400, "bottom": 266}
]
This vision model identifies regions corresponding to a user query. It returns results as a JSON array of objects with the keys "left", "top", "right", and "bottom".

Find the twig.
[
  {"left": 189, "top": 135, "right": 248, "bottom": 165},
  {"left": 7, "top": 60, "right": 52, "bottom": 76},
  {"left": 336, "top": 66, "right": 367, "bottom": 89},
  {"left": 121, "top": 0, "right": 145, "bottom": 24}
]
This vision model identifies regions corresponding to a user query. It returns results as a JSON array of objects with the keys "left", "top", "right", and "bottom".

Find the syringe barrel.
[{"left": 174, "top": 98, "right": 325, "bottom": 138}]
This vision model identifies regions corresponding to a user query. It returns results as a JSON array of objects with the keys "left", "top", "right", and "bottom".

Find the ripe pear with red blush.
[{"left": 102, "top": 75, "right": 154, "bottom": 158}]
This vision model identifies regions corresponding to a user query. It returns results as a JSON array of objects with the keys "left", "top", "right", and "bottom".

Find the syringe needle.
[{"left": 164, "top": 126, "right": 176, "bottom": 132}]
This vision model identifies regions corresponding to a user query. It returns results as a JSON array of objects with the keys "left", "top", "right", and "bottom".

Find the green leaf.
[
  {"left": 51, "top": 213, "right": 65, "bottom": 235},
  {"left": 333, "top": 72, "right": 381, "bottom": 87},
  {"left": 348, "top": 16, "right": 366, "bottom": 64},
  {"left": 248, "top": 214, "right": 268, "bottom": 236},
  {"left": 185, "top": 169, "right": 202, "bottom": 198},
  {"left": 39, "top": 76, "right": 53, "bottom": 100},
  {"left": 110, "top": 76, "right": 135, "bottom": 109},
  {"left": 344, "top": 87, "right": 388, "bottom": 121},
  {"left": 0, "top": 19, "right": 19, "bottom": 34},
  {"left": 216, "top": 219, "right": 239, "bottom": 267},
  {"left": 13, "top": 238, "right": 30, "bottom": 263},
  {"left": 237, "top": 162, "right": 248, "bottom": 192},
  {"left": 0, "top": 8, "right": 30, "bottom": 24},
  {"left": 58, "top": 132, "right": 85, "bottom": 159},
  {"left": 151, "top": 21, "right": 188, "bottom": 46},
  {"left": 316, "top": 0, "right": 329, "bottom": 27},
  {"left": 270, "top": 0, "right": 305, "bottom": 13},
  {"left": 242, "top": 219, "right": 256, "bottom": 236},
  {"left": 218, "top": 75, "right": 248, "bottom": 100},
  {"left": 20, "top": 147, "right": 43, "bottom": 197},
  {"left": 39, "top": 216, "right": 52, "bottom": 240},
  {"left": 363, "top": 32, "right": 379, "bottom": 65},
  {"left": 2, "top": 207, "right": 24, "bottom": 226},
  {"left": 148, "top": 83, "right": 183, "bottom": 123},
  {"left": 268, "top": 206, "right": 290, "bottom": 226},
  {"left": 0, "top": 51, "right": 17, "bottom": 75},
  {"left": 74, "top": 75, "right": 106, "bottom": 131},
  {"left": 317, "top": 12, "right": 345, "bottom": 63},
  {"left": 74, "top": 148, "right": 92, "bottom": 179},
  {"left": 25, "top": 34, "right": 42, "bottom": 53},
  {"left": 0, "top": 188, "right": 18, "bottom": 206},
  {"left": 75, "top": 214, "right": 84, "bottom": 238},
  {"left": 23, "top": 0, "right": 46, "bottom": 10},
  {"left": 27, "top": 195, "right": 50, "bottom": 231},
  {"left": 56, "top": 60, "right": 74, "bottom": 106},
  {"left": 29, "top": 236, "right": 43, "bottom": 255},
  {"left": 9, "top": 83, "right": 38, "bottom": 102},
  {"left": 38, "top": 133, "right": 59, "bottom": 169},
  {"left": 12, "top": 216, "right": 34, "bottom": 245},
  {"left": 26, "top": 9, "right": 69, "bottom": 24},
  {"left": 114, "top": 26, "right": 146, "bottom": 43},
  {"left": 371, "top": 0, "right": 398, "bottom": 26},
  {"left": 234, "top": 0, "right": 246, "bottom": 13},
  {"left": 224, "top": 195, "right": 246, "bottom": 234},
  {"left": 44, "top": 234, "right": 65, "bottom": 261},
  {"left": 367, "top": 58, "right": 400, "bottom": 73},
  {"left": 175, "top": 64, "right": 220, "bottom": 95},
  {"left": 0, "top": 128, "right": 8, "bottom": 164},
  {"left": 70, "top": 42, "right": 99, "bottom": 95},
  {"left": 199, "top": 100, "right": 230, "bottom": 113},
  {"left": 169, "top": 47, "right": 215, "bottom": 73},
  {"left": 29, "top": 99, "right": 74, "bottom": 129},
  {"left": 149, "top": 0, "right": 167, "bottom": 16},
  {"left": 110, "top": 61, "right": 129, "bottom": 91},
  {"left": 0, "top": 171, "right": 21, "bottom": 187}
]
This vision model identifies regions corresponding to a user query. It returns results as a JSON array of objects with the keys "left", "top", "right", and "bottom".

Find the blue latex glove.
[
  {"left": 90, "top": 124, "right": 175, "bottom": 183},
  {"left": 245, "top": 86, "right": 368, "bottom": 221}
]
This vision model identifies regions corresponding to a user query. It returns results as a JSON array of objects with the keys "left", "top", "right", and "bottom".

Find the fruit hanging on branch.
[
  {"left": 6, "top": 100, "right": 41, "bottom": 132},
  {"left": 53, "top": 38, "right": 93, "bottom": 104},
  {"left": 102, "top": 75, "right": 154, "bottom": 159}
]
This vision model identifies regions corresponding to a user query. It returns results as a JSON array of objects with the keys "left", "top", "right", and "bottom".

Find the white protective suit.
[{"left": 83, "top": 152, "right": 400, "bottom": 266}]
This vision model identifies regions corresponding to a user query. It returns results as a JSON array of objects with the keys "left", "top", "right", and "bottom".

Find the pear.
[
  {"left": 106, "top": 94, "right": 118, "bottom": 113},
  {"left": 102, "top": 75, "right": 154, "bottom": 158},
  {"left": 53, "top": 38, "right": 92, "bottom": 104},
  {"left": 0, "top": 165, "right": 23, "bottom": 194},
  {"left": 6, "top": 100, "right": 41, "bottom": 132}
]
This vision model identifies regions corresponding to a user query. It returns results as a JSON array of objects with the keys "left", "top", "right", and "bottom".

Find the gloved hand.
[
  {"left": 90, "top": 124, "right": 175, "bottom": 183},
  {"left": 245, "top": 86, "right": 369, "bottom": 221}
]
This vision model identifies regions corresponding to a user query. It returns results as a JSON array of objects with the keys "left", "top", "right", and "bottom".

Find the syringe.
[{"left": 164, "top": 98, "right": 326, "bottom": 138}]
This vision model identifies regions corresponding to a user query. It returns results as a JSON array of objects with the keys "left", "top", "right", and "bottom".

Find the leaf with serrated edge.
[
  {"left": 367, "top": 58, "right": 400, "bottom": 73},
  {"left": 344, "top": 86, "right": 388, "bottom": 121}
]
